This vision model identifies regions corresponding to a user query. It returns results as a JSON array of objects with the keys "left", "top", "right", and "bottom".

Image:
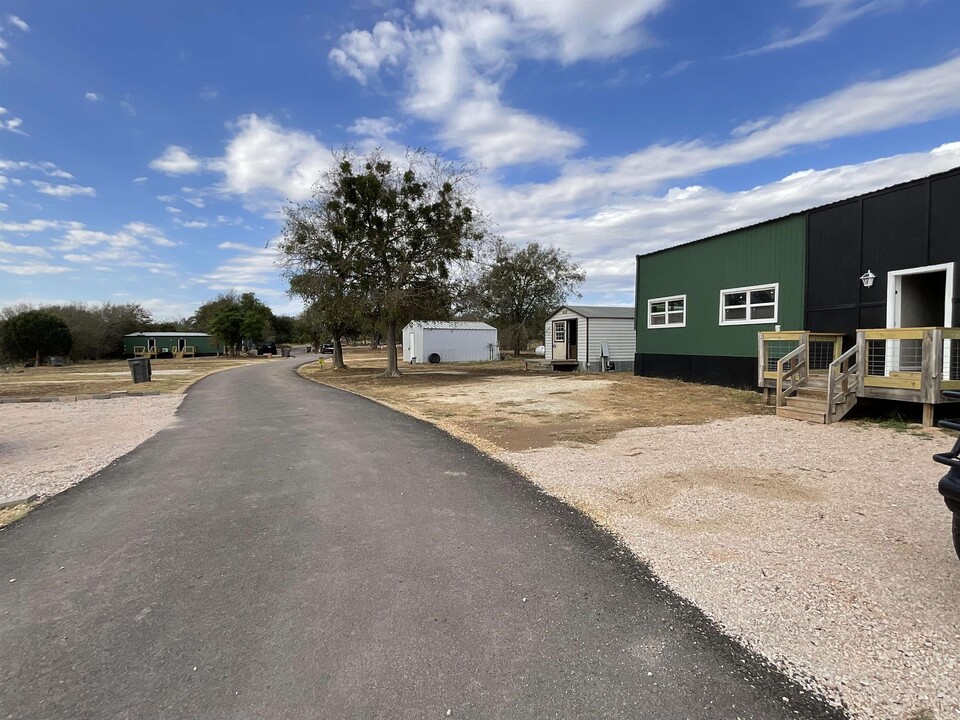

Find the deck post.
[
  {"left": 923, "top": 403, "right": 935, "bottom": 428},
  {"left": 763, "top": 387, "right": 771, "bottom": 405}
]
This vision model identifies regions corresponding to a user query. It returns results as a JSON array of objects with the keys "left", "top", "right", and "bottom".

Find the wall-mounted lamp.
[{"left": 860, "top": 270, "right": 876, "bottom": 288}]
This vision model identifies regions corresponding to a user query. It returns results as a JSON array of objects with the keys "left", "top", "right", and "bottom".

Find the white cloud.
[
  {"left": 199, "top": 87, "right": 220, "bottom": 101},
  {"left": 176, "top": 219, "right": 209, "bottom": 229},
  {"left": 0, "top": 202, "right": 7, "bottom": 211},
  {"left": 746, "top": 0, "right": 911, "bottom": 55},
  {"left": 149, "top": 145, "right": 203, "bottom": 175},
  {"left": 0, "top": 160, "right": 73, "bottom": 179},
  {"left": 0, "top": 219, "right": 83, "bottom": 233},
  {"left": 490, "top": 55, "right": 960, "bottom": 216},
  {"left": 439, "top": 83, "right": 583, "bottom": 167},
  {"left": 198, "top": 241, "right": 283, "bottom": 295},
  {"left": 0, "top": 260, "right": 72, "bottom": 276},
  {"left": 486, "top": 143, "right": 960, "bottom": 299},
  {"left": 0, "top": 239, "right": 49, "bottom": 257},
  {"left": 6, "top": 15, "right": 29, "bottom": 32},
  {"left": 0, "top": 106, "right": 26, "bottom": 135},
  {"left": 119, "top": 97, "right": 137, "bottom": 117},
  {"left": 329, "top": 0, "right": 666, "bottom": 167},
  {"left": 32, "top": 180, "right": 97, "bottom": 198},
  {"left": 85, "top": 92, "right": 102, "bottom": 102},
  {"left": 329, "top": 20, "right": 410, "bottom": 85},
  {"left": 184, "top": 196, "right": 205, "bottom": 208},
  {"left": 165, "top": 206, "right": 182, "bottom": 214},
  {"left": 133, "top": 176, "right": 148, "bottom": 184},
  {"left": 208, "top": 114, "right": 330, "bottom": 206},
  {"left": 347, "top": 115, "right": 403, "bottom": 140}
]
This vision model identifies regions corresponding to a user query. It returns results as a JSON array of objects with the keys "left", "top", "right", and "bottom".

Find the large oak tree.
[{"left": 279, "top": 148, "right": 487, "bottom": 377}]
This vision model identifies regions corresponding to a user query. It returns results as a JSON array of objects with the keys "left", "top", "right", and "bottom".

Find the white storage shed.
[
  {"left": 544, "top": 305, "right": 636, "bottom": 372},
  {"left": 402, "top": 321, "right": 499, "bottom": 364}
]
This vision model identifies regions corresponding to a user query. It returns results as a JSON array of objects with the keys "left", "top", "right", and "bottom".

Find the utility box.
[{"left": 128, "top": 358, "right": 152, "bottom": 383}]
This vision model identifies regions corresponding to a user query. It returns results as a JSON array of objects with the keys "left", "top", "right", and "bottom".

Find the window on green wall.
[
  {"left": 648, "top": 295, "right": 686, "bottom": 328},
  {"left": 719, "top": 283, "right": 778, "bottom": 326}
]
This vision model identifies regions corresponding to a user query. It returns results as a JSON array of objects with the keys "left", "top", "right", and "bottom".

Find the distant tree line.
[
  {"left": 278, "top": 146, "right": 584, "bottom": 373},
  {"left": 0, "top": 294, "right": 300, "bottom": 365}
]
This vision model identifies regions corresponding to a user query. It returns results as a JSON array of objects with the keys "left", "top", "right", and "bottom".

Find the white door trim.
[{"left": 886, "top": 261, "right": 954, "bottom": 328}]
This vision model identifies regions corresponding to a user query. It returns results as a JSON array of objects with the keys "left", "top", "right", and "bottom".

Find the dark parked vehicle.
[
  {"left": 935, "top": 390, "right": 960, "bottom": 560},
  {"left": 320, "top": 342, "right": 335, "bottom": 355},
  {"left": 258, "top": 341, "right": 278, "bottom": 356}
]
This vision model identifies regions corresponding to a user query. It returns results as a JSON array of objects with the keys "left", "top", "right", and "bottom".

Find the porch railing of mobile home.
[
  {"left": 775, "top": 344, "right": 808, "bottom": 407},
  {"left": 826, "top": 344, "right": 861, "bottom": 409},
  {"left": 758, "top": 331, "right": 844, "bottom": 386},
  {"left": 856, "top": 327, "right": 960, "bottom": 400}
]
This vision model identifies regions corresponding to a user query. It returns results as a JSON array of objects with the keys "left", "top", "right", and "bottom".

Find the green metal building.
[
  {"left": 634, "top": 214, "right": 807, "bottom": 387},
  {"left": 123, "top": 331, "right": 224, "bottom": 358}
]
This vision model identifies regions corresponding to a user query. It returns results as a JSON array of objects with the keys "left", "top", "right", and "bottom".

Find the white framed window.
[
  {"left": 648, "top": 294, "right": 686, "bottom": 329},
  {"left": 719, "top": 283, "right": 778, "bottom": 326}
]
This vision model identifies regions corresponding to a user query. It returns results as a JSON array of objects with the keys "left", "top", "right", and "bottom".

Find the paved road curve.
[{"left": 0, "top": 358, "right": 844, "bottom": 719}]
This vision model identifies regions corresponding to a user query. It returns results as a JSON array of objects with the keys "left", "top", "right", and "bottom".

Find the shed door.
[{"left": 552, "top": 321, "right": 568, "bottom": 360}]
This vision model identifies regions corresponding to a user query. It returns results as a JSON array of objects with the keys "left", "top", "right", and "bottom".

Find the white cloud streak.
[
  {"left": 31, "top": 180, "right": 97, "bottom": 198},
  {"left": 747, "top": 0, "right": 911, "bottom": 55}
]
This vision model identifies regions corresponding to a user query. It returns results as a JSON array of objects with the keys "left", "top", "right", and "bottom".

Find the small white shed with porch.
[
  {"left": 544, "top": 305, "right": 636, "bottom": 372},
  {"left": 402, "top": 321, "right": 499, "bottom": 364}
]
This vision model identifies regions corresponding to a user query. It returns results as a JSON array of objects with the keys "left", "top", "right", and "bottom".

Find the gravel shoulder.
[
  {"left": 0, "top": 395, "right": 184, "bottom": 520},
  {"left": 502, "top": 417, "right": 959, "bottom": 720}
]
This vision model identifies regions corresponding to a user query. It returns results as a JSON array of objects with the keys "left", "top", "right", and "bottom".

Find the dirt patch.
[{"left": 299, "top": 347, "right": 770, "bottom": 451}]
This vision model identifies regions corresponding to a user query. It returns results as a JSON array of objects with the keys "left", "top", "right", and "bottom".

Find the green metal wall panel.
[{"left": 635, "top": 215, "right": 806, "bottom": 357}]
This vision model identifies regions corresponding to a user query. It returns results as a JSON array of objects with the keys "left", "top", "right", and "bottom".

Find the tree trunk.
[
  {"left": 34, "top": 349, "right": 40, "bottom": 368},
  {"left": 333, "top": 337, "right": 347, "bottom": 370},
  {"left": 380, "top": 320, "right": 402, "bottom": 378}
]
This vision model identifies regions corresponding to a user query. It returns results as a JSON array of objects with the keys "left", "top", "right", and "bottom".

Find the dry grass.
[
  {"left": 299, "top": 347, "right": 771, "bottom": 451},
  {"left": 0, "top": 500, "right": 41, "bottom": 528},
  {"left": 0, "top": 355, "right": 269, "bottom": 398}
]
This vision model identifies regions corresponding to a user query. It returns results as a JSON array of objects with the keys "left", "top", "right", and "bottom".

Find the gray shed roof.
[
  {"left": 549, "top": 305, "right": 634, "bottom": 319},
  {"left": 405, "top": 321, "right": 496, "bottom": 331}
]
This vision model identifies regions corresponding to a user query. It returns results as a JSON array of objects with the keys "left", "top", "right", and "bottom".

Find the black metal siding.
[{"left": 805, "top": 168, "right": 960, "bottom": 342}]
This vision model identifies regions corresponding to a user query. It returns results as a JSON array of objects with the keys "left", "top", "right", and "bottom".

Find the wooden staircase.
[{"left": 775, "top": 343, "right": 860, "bottom": 424}]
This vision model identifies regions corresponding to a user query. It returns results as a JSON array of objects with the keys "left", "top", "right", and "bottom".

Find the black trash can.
[
  {"left": 281, "top": 346, "right": 291, "bottom": 358},
  {"left": 128, "top": 358, "right": 152, "bottom": 384}
]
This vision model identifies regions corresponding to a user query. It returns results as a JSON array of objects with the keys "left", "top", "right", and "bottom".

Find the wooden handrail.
[
  {"left": 827, "top": 344, "right": 860, "bottom": 408},
  {"left": 776, "top": 343, "right": 807, "bottom": 407}
]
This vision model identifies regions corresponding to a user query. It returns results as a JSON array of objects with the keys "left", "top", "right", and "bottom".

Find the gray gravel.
[
  {"left": 502, "top": 416, "right": 960, "bottom": 720},
  {"left": 0, "top": 395, "right": 183, "bottom": 501}
]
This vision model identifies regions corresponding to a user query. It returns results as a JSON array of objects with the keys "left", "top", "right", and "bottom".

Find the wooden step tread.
[
  {"left": 785, "top": 397, "right": 828, "bottom": 411},
  {"left": 777, "top": 406, "right": 827, "bottom": 423}
]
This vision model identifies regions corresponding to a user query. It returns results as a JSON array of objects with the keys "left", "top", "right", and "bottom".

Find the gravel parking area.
[
  {"left": 503, "top": 416, "right": 959, "bottom": 720},
  {"left": 0, "top": 396, "right": 183, "bottom": 505}
]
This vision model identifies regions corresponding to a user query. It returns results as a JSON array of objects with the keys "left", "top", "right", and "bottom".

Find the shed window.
[
  {"left": 719, "top": 283, "right": 778, "bottom": 325},
  {"left": 648, "top": 295, "right": 686, "bottom": 328}
]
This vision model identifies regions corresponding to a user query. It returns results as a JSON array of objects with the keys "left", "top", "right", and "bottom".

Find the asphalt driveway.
[{"left": 0, "top": 358, "right": 844, "bottom": 719}]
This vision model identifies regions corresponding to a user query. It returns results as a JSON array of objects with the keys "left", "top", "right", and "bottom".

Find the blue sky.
[{"left": 1, "top": 0, "right": 959, "bottom": 320}]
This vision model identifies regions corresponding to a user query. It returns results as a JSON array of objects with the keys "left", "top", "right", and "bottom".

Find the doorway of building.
[{"left": 887, "top": 262, "right": 954, "bottom": 373}]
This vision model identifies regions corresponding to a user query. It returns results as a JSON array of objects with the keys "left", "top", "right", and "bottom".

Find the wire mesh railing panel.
[
  {"left": 947, "top": 339, "right": 959, "bottom": 381},
  {"left": 866, "top": 338, "right": 924, "bottom": 376},
  {"left": 765, "top": 340, "right": 800, "bottom": 372},
  {"left": 866, "top": 340, "right": 888, "bottom": 376},
  {"left": 809, "top": 341, "right": 835, "bottom": 371}
]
